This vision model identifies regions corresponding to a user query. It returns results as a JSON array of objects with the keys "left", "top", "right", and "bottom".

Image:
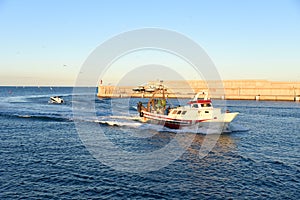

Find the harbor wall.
[{"left": 97, "top": 80, "right": 300, "bottom": 101}]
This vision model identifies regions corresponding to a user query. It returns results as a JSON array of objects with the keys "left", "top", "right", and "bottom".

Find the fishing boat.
[
  {"left": 49, "top": 96, "right": 64, "bottom": 104},
  {"left": 137, "top": 87, "right": 238, "bottom": 129}
]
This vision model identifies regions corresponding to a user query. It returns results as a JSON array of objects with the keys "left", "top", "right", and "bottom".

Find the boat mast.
[{"left": 146, "top": 80, "right": 167, "bottom": 112}]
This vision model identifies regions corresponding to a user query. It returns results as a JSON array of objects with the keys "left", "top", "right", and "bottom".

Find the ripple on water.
[{"left": 0, "top": 88, "right": 299, "bottom": 199}]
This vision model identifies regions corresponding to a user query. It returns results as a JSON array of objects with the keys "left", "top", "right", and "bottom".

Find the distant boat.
[
  {"left": 132, "top": 86, "right": 145, "bottom": 92},
  {"left": 145, "top": 85, "right": 157, "bottom": 93},
  {"left": 49, "top": 96, "right": 64, "bottom": 104},
  {"left": 132, "top": 81, "right": 166, "bottom": 93}
]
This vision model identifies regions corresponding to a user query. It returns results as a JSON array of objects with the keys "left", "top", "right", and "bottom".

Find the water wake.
[{"left": 93, "top": 115, "right": 249, "bottom": 134}]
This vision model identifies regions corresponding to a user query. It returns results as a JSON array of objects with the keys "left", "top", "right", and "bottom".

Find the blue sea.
[{"left": 0, "top": 86, "right": 299, "bottom": 199}]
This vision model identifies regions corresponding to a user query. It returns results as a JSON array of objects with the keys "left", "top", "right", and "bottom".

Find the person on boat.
[
  {"left": 165, "top": 106, "right": 171, "bottom": 115},
  {"left": 161, "top": 99, "right": 166, "bottom": 107}
]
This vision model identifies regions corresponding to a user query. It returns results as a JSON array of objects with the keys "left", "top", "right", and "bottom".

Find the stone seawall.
[{"left": 97, "top": 80, "right": 300, "bottom": 101}]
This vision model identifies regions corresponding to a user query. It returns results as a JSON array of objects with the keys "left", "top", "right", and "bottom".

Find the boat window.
[
  {"left": 177, "top": 111, "right": 182, "bottom": 115},
  {"left": 201, "top": 103, "right": 212, "bottom": 107},
  {"left": 182, "top": 111, "right": 187, "bottom": 115},
  {"left": 171, "top": 110, "right": 177, "bottom": 114},
  {"left": 192, "top": 104, "right": 198, "bottom": 108}
]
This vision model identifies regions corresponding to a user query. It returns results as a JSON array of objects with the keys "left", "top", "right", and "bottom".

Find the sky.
[{"left": 0, "top": 0, "right": 300, "bottom": 86}]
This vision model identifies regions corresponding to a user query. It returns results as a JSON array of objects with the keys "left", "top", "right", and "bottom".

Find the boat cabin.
[
  {"left": 167, "top": 98, "right": 215, "bottom": 120},
  {"left": 188, "top": 99, "right": 212, "bottom": 108}
]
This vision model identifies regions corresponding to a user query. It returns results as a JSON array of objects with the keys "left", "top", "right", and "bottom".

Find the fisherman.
[{"left": 165, "top": 106, "right": 171, "bottom": 115}]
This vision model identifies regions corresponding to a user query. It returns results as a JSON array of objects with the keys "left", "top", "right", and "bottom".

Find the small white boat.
[
  {"left": 49, "top": 96, "right": 64, "bottom": 104},
  {"left": 132, "top": 86, "right": 145, "bottom": 92},
  {"left": 137, "top": 88, "right": 239, "bottom": 130},
  {"left": 145, "top": 85, "right": 157, "bottom": 93},
  {"left": 132, "top": 81, "right": 167, "bottom": 93}
]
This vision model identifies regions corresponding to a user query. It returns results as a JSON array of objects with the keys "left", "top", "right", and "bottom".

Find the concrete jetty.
[{"left": 97, "top": 80, "right": 300, "bottom": 101}]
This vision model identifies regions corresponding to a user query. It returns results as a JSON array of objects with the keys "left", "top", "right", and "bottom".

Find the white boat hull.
[
  {"left": 139, "top": 111, "right": 238, "bottom": 129},
  {"left": 49, "top": 96, "right": 64, "bottom": 104}
]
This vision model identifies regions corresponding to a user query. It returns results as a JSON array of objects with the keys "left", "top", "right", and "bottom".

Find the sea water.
[{"left": 0, "top": 86, "right": 299, "bottom": 199}]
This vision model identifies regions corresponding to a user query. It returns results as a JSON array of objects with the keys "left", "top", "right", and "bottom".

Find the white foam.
[
  {"left": 18, "top": 115, "right": 31, "bottom": 118},
  {"left": 95, "top": 119, "right": 143, "bottom": 128},
  {"left": 108, "top": 115, "right": 138, "bottom": 121},
  {"left": 81, "top": 114, "right": 249, "bottom": 135}
]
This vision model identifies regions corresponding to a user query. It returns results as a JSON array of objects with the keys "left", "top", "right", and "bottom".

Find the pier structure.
[{"left": 97, "top": 80, "right": 300, "bottom": 101}]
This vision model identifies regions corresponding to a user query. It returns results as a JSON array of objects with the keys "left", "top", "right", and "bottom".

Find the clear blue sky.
[{"left": 0, "top": 0, "right": 300, "bottom": 85}]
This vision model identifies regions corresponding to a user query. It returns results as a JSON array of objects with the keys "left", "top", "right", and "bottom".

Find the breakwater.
[{"left": 97, "top": 80, "right": 300, "bottom": 101}]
